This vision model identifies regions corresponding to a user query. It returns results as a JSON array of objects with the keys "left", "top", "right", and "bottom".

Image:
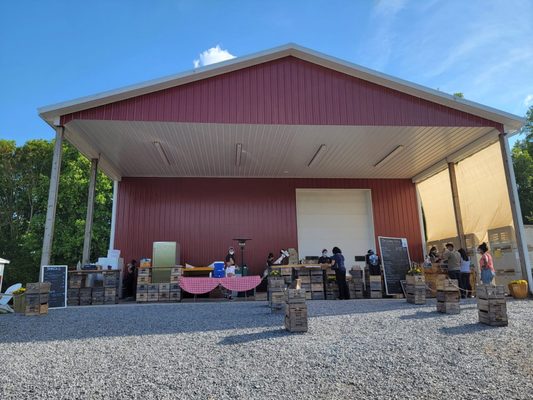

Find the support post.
[
  {"left": 448, "top": 162, "right": 467, "bottom": 250},
  {"left": 499, "top": 134, "right": 533, "bottom": 293},
  {"left": 108, "top": 180, "right": 118, "bottom": 250},
  {"left": 415, "top": 185, "right": 427, "bottom": 257},
  {"left": 40, "top": 126, "right": 64, "bottom": 267},
  {"left": 82, "top": 158, "right": 98, "bottom": 265}
]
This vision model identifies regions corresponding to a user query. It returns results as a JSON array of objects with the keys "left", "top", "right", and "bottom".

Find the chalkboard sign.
[
  {"left": 378, "top": 237, "right": 411, "bottom": 295},
  {"left": 40, "top": 265, "right": 67, "bottom": 308}
]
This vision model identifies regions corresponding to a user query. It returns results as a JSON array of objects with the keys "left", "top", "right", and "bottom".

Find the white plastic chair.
[{"left": 0, "top": 283, "right": 22, "bottom": 313}]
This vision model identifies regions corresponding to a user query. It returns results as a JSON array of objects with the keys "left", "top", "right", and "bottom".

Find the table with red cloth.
[{"left": 178, "top": 276, "right": 262, "bottom": 295}]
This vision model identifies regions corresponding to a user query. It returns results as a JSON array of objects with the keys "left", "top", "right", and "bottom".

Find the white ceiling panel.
[{"left": 65, "top": 120, "right": 497, "bottom": 179}]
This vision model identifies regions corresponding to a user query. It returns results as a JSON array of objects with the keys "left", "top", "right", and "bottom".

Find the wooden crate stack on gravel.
[
  {"left": 436, "top": 278, "right": 460, "bottom": 314},
  {"left": 477, "top": 285, "right": 508, "bottom": 327},
  {"left": 24, "top": 282, "right": 51, "bottom": 316},
  {"left": 349, "top": 269, "right": 364, "bottom": 299},
  {"left": 406, "top": 275, "right": 426, "bottom": 305},
  {"left": 285, "top": 288, "right": 308, "bottom": 333},
  {"left": 268, "top": 276, "right": 286, "bottom": 312}
]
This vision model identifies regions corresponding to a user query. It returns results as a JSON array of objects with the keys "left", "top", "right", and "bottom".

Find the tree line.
[
  {"left": 0, "top": 106, "right": 532, "bottom": 288},
  {"left": 0, "top": 140, "right": 112, "bottom": 288}
]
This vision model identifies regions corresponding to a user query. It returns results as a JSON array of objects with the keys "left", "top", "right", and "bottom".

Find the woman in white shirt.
[{"left": 458, "top": 248, "right": 472, "bottom": 298}]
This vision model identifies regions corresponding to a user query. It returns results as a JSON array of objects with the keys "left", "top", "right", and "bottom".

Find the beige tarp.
[{"left": 417, "top": 142, "right": 514, "bottom": 246}]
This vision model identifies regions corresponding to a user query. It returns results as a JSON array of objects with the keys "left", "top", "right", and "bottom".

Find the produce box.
[
  {"left": 137, "top": 276, "right": 151, "bottom": 284},
  {"left": 287, "top": 289, "right": 306, "bottom": 304},
  {"left": 436, "top": 291, "right": 460, "bottom": 303},
  {"left": 138, "top": 268, "right": 151, "bottom": 277},
  {"left": 406, "top": 275, "right": 425, "bottom": 285},
  {"left": 436, "top": 278, "right": 459, "bottom": 291},
  {"left": 136, "top": 292, "right": 148, "bottom": 302},
  {"left": 476, "top": 285, "right": 505, "bottom": 299},
  {"left": 169, "top": 291, "right": 181, "bottom": 301},
  {"left": 436, "top": 301, "right": 460, "bottom": 314}
]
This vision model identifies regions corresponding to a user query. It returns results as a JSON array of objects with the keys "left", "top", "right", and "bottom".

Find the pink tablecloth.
[{"left": 179, "top": 276, "right": 262, "bottom": 294}]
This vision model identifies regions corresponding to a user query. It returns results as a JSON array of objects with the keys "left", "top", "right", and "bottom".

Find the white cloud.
[
  {"left": 524, "top": 94, "right": 533, "bottom": 107},
  {"left": 193, "top": 45, "right": 236, "bottom": 68}
]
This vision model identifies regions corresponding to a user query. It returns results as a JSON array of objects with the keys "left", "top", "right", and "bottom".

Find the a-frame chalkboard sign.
[{"left": 378, "top": 237, "right": 411, "bottom": 295}]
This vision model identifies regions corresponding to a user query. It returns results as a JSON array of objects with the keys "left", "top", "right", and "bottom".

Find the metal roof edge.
[{"left": 38, "top": 43, "right": 525, "bottom": 131}]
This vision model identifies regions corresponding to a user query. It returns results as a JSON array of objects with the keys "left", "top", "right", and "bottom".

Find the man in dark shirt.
[{"left": 318, "top": 249, "right": 331, "bottom": 264}]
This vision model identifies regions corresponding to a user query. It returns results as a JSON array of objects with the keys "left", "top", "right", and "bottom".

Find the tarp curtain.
[{"left": 417, "top": 142, "right": 514, "bottom": 247}]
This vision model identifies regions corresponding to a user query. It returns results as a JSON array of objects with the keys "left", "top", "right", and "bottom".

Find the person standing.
[
  {"left": 478, "top": 242, "right": 495, "bottom": 285},
  {"left": 330, "top": 247, "right": 350, "bottom": 300},
  {"left": 318, "top": 249, "right": 331, "bottom": 264},
  {"left": 441, "top": 243, "right": 461, "bottom": 282},
  {"left": 458, "top": 248, "right": 472, "bottom": 298},
  {"left": 365, "top": 249, "right": 381, "bottom": 275}
]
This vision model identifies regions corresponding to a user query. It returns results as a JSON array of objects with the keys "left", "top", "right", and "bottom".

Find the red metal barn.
[{"left": 39, "top": 44, "right": 529, "bottom": 282}]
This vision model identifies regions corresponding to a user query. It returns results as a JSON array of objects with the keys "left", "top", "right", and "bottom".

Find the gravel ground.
[{"left": 0, "top": 298, "right": 532, "bottom": 400}]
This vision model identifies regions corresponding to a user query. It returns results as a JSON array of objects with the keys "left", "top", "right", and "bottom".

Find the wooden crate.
[
  {"left": 477, "top": 291, "right": 508, "bottom": 326},
  {"left": 436, "top": 301, "right": 460, "bottom": 314},
  {"left": 91, "top": 297, "right": 104, "bottom": 305},
  {"left": 436, "top": 290, "right": 460, "bottom": 303},
  {"left": 104, "top": 288, "right": 116, "bottom": 297},
  {"left": 68, "top": 275, "right": 84, "bottom": 288},
  {"left": 305, "top": 292, "right": 312, "bottom": 300},
  {"left": 350, "top": 290, "right": 364, "bottom": 299},
  {"left": 67, "top": 298, "right": 80, "bottom": 306},
  {"left": 170, "top": 266, "right": 182, "bottom": 276},
  {"left": 26, "top": 282, "right": 51, "bottom": 294},
  {"left": 436, "top": 278, "right": 459, "bottom": 291},
  {"left": 147, "top": 292, "right": 159, "bottom": 302},
  {"left": 103, "top": 272, "right": 118, "bottom": 287},
  {"left": 67, "top": 288, "right": 80, "bottom": 299},
  {"left": 169, "top": 283, "right": 180, "bottom": 292},
  {"left": 285, "top": 303, "right": 308, "bottom": 317},
  {"left": 159, "top": 292, "right": 170, "bottom": 301},
  {"left": 147, "top": 284, "right": 159, "bottom": 293},
  {"left": 406, "top": 275, "right": 425, "bottom": 285},
  {"left": 311, "top": 275, "right": 324, "bottom": 283},
  {"left": 136, "top": 292, "right": 148, "bottom": 302},
  {"left": 104, "top": 296, "right": 117, "bottom": 304},
  {"left": 310, "top": 269, "right": 324, "bottom": 276},
  {"left": 349, "top": 269, "right": 363, "bottom": 279},
  {"left": 476, "top": 285, "right": 505, "bottom": 299},
  {"left": 159, "top": 283, "right": 170, "bottom": 292},
  {"left": 369, "top": 290, "right": 382, "bottom": 299},
  {"left": 25, "top": 303, "right": 48, "bottom": 316},
  {"left": 169, "top": 291, "right": 181, "bottom": 301},
  {"left": 137, "top": 276, "right": 151, "bottom": 284},
  {"left": 298, "top": 275, "right": 311, "bottom": 284},
  {"left": 138, "top": 268, "right": 151, "bottom": 277},
  {"left": 79, "top": 297, "right": 92, "bottom": 306},
  {"left": 270, "top": 292, "right": 286, "bottom": 309},
  {"left": 79, "top": 288, "right": 92, "bottom": 298},
  {"left": 170, "top": 275, "right": 180, "bottom": 283},
  {"left": 311, "top": 283, "right": 324, "bottom": 292},
  {"left": 136, "top": 284, "right": 148, "bottom": 293},
  {"left": 287, "top": 289, "right": 306, "bottom": 304},
  {"left": 311, "top": 292, "right": 325, "bottom": 300}
]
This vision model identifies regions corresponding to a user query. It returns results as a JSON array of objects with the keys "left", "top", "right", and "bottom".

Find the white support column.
[
  {"left": 40, "top": 126, "right": 64, "bottom": 267},
  {"left": 109, "top": 180, "right": 119, "bottom": 250},
  {"left": 499, "top": 133, "right": 533, "bottom": 293},
  {"left": 82, "top": 158, "right": 98, "bottom": 265},
  {"left": 415, "top": 185, "right": 427, "bottom": 257},
  {"left": 448, "top": 162, "right": 467, "bottom": 250}
]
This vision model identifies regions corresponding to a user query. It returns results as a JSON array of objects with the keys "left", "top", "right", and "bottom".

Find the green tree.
[
  {"left": 0, "top": 139, "right": 112, "bottom": 288},
  {"left": 512, "top": 105, "right": 533, "bottom": 224}
]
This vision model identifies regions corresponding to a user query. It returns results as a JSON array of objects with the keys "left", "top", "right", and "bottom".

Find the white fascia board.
[{"left": 38, "top": 43, "right": 524, "bottom": 131}]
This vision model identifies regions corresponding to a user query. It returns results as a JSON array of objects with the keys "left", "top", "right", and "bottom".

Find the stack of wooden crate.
[
  {"left": 79, "top": 287, "right": 92, "bottom": 305},
  {"left": 296, "top": 270, "right": 312, "bottom": 300},
  {"left": 137, "top": 267, "right": 152, "bottom": 284},
  {"left": 325, "top": 279, "right": 339, "bottom": 300},
  {"left": 24, "top": 282, "right": 51, "bottom": 316},
  {"left": 310, "top": 268, "right": 325, "bottom": 300},
  {"left": 280, "top": 267, "right": 292, "bottom": 285},
  {"left": 477, "top": 285, "right": 508, "bottom": 326},
  {"left": 67, "top": 273, "right": 83, "bottom": 306},
  {"left": 285, "top": 288, "right": 308, "bottom": 333},
  {"left": 268, "top": 276, "right": 286, "bottom": 311},
  {"left": 436, "top": 278, "right": 460, "bottom": 314},
  {"left": 365, "top": 269, "right": 383, "bottom": 299},
  {"left": 91, "top": 287, "right": 105, "bottom": 305},
  {"left": 349, "top": 269, "right": 364, "bottom": 299},
  {"left": 406, "top": 275, "right": 426, "bottom": 304}
]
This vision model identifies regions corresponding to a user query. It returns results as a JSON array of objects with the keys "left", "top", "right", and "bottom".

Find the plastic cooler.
[{"left": 213, "top": 262, "right": 225, "bottom": 278}]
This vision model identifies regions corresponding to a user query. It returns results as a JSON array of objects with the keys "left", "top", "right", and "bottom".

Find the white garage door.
[{"left": 296, "top": 189, "right": 375, "bottom": 269}]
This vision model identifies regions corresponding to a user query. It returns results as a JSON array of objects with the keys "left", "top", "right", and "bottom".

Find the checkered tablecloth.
[{"left": 179, "top": 276, "right": 261, "bottom": 294}]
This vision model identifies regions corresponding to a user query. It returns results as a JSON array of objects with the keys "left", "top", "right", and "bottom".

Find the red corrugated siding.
[
  {"left": 61, "top": 57, "right": 503, "bottom": 131},
  {"left": 114, "top": 178, "right": 423, "bottom": 274}
]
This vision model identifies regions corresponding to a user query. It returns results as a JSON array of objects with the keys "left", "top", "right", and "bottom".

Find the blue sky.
[{"left": 1, "top": 0, "right": 532, "bottom": 145}]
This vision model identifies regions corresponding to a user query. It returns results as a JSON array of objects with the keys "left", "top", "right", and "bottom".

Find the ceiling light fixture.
[
  {"left": 153, "top": 141, "right": 171, "bottom": 166},
  {"left": 307, "top": 144, "right": 327, "bottom": 167},
  {"left": 235, "top": 143, "right": 243, "bottom": 167},
  {"left": 374, "top": 145, "right": 404, "bottom": 168}
]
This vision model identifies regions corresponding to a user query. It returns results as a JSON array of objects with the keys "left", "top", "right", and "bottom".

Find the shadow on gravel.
[
  {"left": 439, "top": 323, "right": 496, "bottom": 336},
  {"left": 398, "top": 310, "right": 441, "bottom": 320},
  {"left": 218, "top": 328, "right": 291, "bottom": 346}
]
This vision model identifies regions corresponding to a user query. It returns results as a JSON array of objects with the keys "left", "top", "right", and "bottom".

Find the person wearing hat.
[
  {"left": 365, "top": 250, "right": 381, "bottom": 275},
  {"left": 318, "top": 249, "right": 331, "bottom": 264}
]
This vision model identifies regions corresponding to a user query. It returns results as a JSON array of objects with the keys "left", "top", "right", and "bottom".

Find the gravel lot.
[{"left": 1, "top": 298, "right": 532, "bottom": 400}]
